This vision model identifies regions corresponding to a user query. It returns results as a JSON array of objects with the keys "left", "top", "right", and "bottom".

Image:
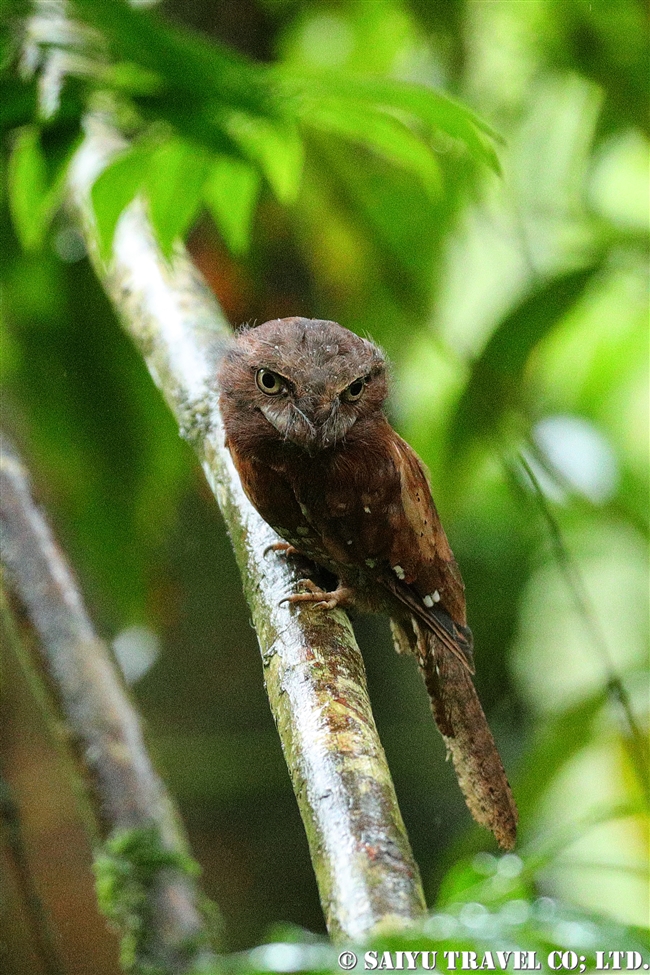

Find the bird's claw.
[
  {"left": 264, "top": 541, "right": 299, "bottom": 558},
  {"left": 279, "top": 578, "right": 352, "bottom": 611}
]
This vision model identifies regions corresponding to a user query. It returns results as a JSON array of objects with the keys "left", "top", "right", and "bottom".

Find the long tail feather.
[{"left": 393, "top": 618, "right": 518, "bottom": 849}]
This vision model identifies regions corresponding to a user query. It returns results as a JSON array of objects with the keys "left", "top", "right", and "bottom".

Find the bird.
[{"left": 217, "top": 316, "right": 517, "bottom": 849}]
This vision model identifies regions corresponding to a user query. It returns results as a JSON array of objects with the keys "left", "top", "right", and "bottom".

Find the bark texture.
[
  {"left": 64, "top": 121, "right": 427, "bottom": 941},
  {"left": 0, "top": 435, "right": 212, "bottom": 972}
]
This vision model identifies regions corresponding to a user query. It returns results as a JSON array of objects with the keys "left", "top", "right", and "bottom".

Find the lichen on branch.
[
  {"left": 65, "top": 118, "right": 427, "bottom": 940},
  {"left": 0, "top": 436, "right": 214, "bottom": 973}
]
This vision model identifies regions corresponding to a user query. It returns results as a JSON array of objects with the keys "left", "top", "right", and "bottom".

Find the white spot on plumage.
[
  {"left": 346, "top": 539, "right": 353, "bottom": 545},
  {"left": 423, "top": 590, "right": 441, "bottom": 607},
  {"left": 363, "top": 506, "right": 371, "bottom": 513},
  {"left": 365, "top": 558, "right": 376, "bottom": 568},
  {"left": 392, "top": 565, "right": 405, "bottom": 580}
]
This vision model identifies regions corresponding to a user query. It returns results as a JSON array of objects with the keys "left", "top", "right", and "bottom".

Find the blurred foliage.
[
  {"left": 218, "top": 899, "right": 650, "bottom": 975},
  {"left": 3, "top": 0, "right": 499, "bottom": 260},
  {"left": 1, "top": 0, "right": 648, "bottom": 971}
]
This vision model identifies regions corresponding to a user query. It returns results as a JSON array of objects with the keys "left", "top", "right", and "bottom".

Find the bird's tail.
[{"left": 391, "top": 618, "right": 518, "bottom": 850}]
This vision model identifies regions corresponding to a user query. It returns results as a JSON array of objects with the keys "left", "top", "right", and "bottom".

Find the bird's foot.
[
  {"left": 264, "top": 540, "right": 300, "bottom": 558},
  {"left": 280, "top": 578, "right": 353, "bottom": 611}
]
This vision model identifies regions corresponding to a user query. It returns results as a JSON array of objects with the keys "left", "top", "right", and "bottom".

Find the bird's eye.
[
  {"left": 342, "top": 377, "right": 366, "bottom": 402},
  {"left": 256, "top": 369, "right": 284, "bottom": 395}
]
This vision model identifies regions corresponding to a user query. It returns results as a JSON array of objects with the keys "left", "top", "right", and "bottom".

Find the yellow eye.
[
  {"left": 342, "top": 377, "right": 366, "bottom": 402},
  {"left": 256, "top": 369, "right": 284, "bottom": 395}
]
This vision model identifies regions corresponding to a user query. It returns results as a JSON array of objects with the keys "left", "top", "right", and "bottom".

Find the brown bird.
[{"left": 218, "top": 316, "right": 517, "bottom": 849}]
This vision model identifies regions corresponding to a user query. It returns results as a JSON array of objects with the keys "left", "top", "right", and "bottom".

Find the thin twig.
[
  {"left": 66, "top": 119, "right": 426, "bottom": 942},
  {"left": 516, "top": 451, "right": 650, "bottom": 803},
  {"left": 0, "top": 437, "right": 214, "bottom": 973}
]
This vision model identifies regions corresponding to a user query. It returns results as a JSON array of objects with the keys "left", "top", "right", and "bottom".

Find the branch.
[
  {"left": 0, "top": 437, "right": 214, "bottom": 973},
  {"left": 67, "top": 119, "right": 427, "bottom": 941}
]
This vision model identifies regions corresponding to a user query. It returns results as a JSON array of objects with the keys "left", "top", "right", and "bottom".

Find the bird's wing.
[
  {"left": 378, "top": 434, "right": 474, "bottom": 672},
  {"left": 235, "top": 422, "right": 474, "bottom": 672}
]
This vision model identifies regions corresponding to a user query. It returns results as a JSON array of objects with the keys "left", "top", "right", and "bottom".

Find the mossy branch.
[
  {"left": 65, "top": 119, "right": 427, "bottom": 941},
  {"left": 0, "top": 436, "right": 214, "bottom": 974}
]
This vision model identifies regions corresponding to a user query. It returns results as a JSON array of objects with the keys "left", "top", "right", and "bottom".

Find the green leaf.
[
  {"left": 98, "top": 61, "right": 164, "bottom": 97},
  {"left": 92, "top": 134, "right": 212, "bottom": 265},
  {"left": 304, "top": 99, "right": 441, "bottom": 200},
  {"left": 68, "top": 0, "right": 278, "bottom": 119},
  {"left": 91, "top": 145, "right": 152, "bottom": 262},
  {"left": 144, "top": 138, "right": 211, "bottom": 259},
  {"left": 281, "top": 68, "right": 503, "bottom": 173},
  {"left": 26, "top": 0, "right": 499, "bottom": 213},
  {"left": 7, "top": 124, "right": 78, "bottom": 251},
  {"left": 449, "top": 261, "right": 606, "bottom": 455},
  {"left": 203, "top": 155, "right": 261, "bottom": 256},
  {"left": 312, "top": 136, "right": 439, "bottom": 314},
  {"left": 8, "top": 127, "right": 49, "bottom": 251},
  {"left": 225, "top": 112, "right": 304, "bottom": 204}
]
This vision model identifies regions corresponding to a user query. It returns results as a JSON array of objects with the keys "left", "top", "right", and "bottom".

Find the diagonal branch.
[
  {"left": 66, "top": 118, "right": 427, "bottom": 942},
  {"left": 0, "top": 435, "right": 213, "bottom": 973}
]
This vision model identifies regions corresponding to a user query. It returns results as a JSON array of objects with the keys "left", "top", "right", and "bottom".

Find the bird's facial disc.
[{"left": 254, "top": 367, "right": 374, "bottom": 450}]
